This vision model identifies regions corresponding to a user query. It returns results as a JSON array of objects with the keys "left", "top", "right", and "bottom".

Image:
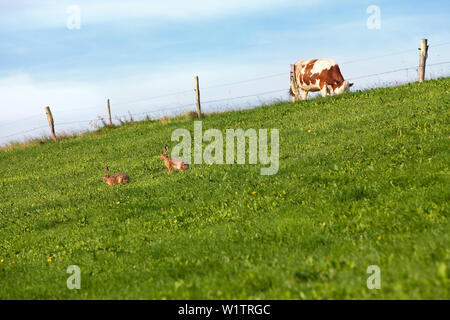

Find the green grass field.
[{"left": 0, "top": 78, "right": 449, "bottom": 299}]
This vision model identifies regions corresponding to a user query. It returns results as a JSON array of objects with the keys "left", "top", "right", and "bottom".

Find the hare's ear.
[
  {"left": 163, "top": 145, "right": 168, "bottom": 154},
  {"left": 105, "top": 167, "right": 110, "bottom": 173}
]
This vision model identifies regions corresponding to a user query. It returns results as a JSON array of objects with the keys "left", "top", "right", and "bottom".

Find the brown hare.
[
  {"left": 102, "top": 167, "right": 130, "bottom": 186},
  {"left": 160, "top": 145, "right": 189, "bottom": 175}
]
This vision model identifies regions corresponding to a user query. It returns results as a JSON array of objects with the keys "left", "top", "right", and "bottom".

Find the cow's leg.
[
  {"left": 320, "top": 84, "right": 328, "bottom": 97},
  {"left": 291, "top": 88, "right": 301, "bottom": 101},
  {"left": 301, "top": 90, "right": 308, "bottom": 101}
]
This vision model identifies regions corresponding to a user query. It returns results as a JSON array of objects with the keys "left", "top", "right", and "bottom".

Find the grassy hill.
[{"left": 0, "top": 78, "right": 449, "bottom": 299}]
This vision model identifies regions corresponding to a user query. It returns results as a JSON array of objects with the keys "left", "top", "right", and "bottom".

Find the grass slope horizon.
[{"left": 0, "top": 78, "right": 449, "bottom": 299}]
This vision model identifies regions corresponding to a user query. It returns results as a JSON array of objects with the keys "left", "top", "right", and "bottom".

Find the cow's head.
[{"left": 334, "top": 81, "right": 354, "bottom": 94}]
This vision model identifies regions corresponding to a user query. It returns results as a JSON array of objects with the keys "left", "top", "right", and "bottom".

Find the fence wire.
[{"left": 1, "top": 52, "right": 450, "bottom": 142}]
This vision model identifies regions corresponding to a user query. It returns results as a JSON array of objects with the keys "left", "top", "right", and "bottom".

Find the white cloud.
[{"left": 0, "top": 73, "right": 102, "bottom": 120}]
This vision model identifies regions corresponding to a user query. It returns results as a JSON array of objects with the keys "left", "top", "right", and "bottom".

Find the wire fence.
[{"left": 1, "top": 41, "right": 450, "bottom": 144}]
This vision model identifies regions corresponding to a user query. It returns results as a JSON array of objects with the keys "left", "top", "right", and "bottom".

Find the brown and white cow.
[{"left": 290, "top": 59, "right": 353, "bottom": 101}]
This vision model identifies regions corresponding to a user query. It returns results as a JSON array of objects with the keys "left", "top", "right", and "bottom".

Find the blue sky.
[{"left": 1, "top": 0, "right": 449, "bottom": 144}]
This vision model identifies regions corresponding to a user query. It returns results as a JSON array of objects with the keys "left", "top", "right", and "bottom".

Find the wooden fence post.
[
  {"left": 418, "top": 39, "right": 428, "bottom": 83},
  {"left": 194, "top": 76, "right": 202, "bottom": 118},
  {"left": 290, "top": 64, "right": 300, "bottom": 102},
  {"left": 45, "top": 106, "right": 57, "bottom": 142},
  {"left": 107, "top": 98, "right": 112, "bottom": 126}
]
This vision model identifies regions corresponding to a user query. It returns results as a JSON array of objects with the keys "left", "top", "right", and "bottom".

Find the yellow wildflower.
[{"left": 47, "top": 257, "right": 52, "bottom": 262}]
